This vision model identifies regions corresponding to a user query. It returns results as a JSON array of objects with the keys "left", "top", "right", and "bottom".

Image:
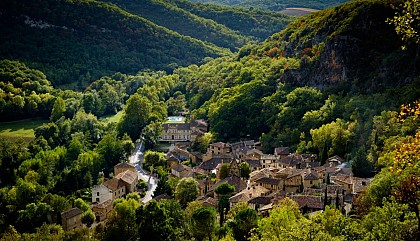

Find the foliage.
[
  {"left": 189, "top": 0, "right": 348, "bottom": 11},
  {"left": 238, "top": 162, "right": 251, "bottom": 179},
  {"left": 230, "top": 208, "right": 258, "bottom": 241},
  {"left": 387, "top": 0, "right": 420, "bottom": 45},
  {"left": 174, "top": 177, "right": 199, "bottom": 206},
  {"left": 191, "top": 206, "right": 217, "bottom": 241},
  {"left": 81, "top": 209, "right": 95, "bottom": 228}
]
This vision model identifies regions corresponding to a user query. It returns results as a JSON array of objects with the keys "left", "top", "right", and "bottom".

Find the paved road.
[{"left": 129, "top": 140, "right": 158, "bottom": 203}]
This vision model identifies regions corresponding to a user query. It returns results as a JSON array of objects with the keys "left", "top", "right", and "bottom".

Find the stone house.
[
  {"left": 92, "top": 183, "right": 113, "bottom": 204},
  {"left": 114, "top": 162, "right": 136, "bottom": 176},
  {"left": 208, "top": 142, "right": 232, "bottom": 156},
  {"left": 303, "top": 171, "right": 321, "bottom": 189},
  {"left": 61, "top": 208, "right": 83, "bottom": 231},
  {"left": 92, "top": 199, "right": 112, "bottom": 222},
  {"left": 260, "top": 154, "right": 278, "bottom": 169},
  {"left": 274, "top": 147, "right": 290, "bottom": 157},
  {"left": 171, "top": 163, "right": 193, "bottom": 178},
  {"left": 255, "top": 177, "right": 281, "bottom": 191},
  {"left": 115, "top": 170, "right": 138, "bottom": 193}
]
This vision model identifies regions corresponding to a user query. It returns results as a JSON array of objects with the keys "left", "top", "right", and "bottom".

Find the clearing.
[{"left": 0, "top": 118, "right": 48, "bottom": 142}]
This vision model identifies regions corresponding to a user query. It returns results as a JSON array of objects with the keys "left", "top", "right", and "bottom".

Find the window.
[
  {"left": 310, "top": 181, "right": 313, "bottom": 185},
  {"left": 96, "top": 198, "right": 99, "bottom": 202},
  {"left": 97, "top": 192, "right": 99, "bottom": 196}
]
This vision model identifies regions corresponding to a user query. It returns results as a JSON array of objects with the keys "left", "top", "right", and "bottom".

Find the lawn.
[
  {"left": 0, "top": 118, "right": 48, "bottom": 142},
  {"left": 101, "top": 110, "right": 124, "bottom": 124}
]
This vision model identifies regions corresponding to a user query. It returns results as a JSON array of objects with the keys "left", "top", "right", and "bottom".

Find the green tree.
[
  {"left": 104, "top": 198, "right": 140, "bottom": 241},
  {"left": 142, "top": 121, "right": 164, "bottom": 149},
  {"left": 215, "top": 183, "right": 235, "bottom": 225},
  {"left": 218, "top": 163, "right": 230, "bottom": 180},
  {"left": 81, "top": 209, "right": 95, "bottom": 228},
  {"left": 175, "top": 177, "right": 199, "bottom": 207},
  {"left": 118, "top": 94, "right": 152, "bottom": 140},
  {"left": 388, "top": 0, "right": 420, "bottom": 46},
  {"left": 96, "top": 133, "right": 123, "bottom": 171},
  {"left": 238, "top": 162, "right": 251, "bottom": 179},
  {"left": 231, "top": 208, "right": 258, "bottom": 241},
  {"left": 74, "top": 198, "right": 89, "bottom": 212},
  {"left": 191, "top": 207, "right": 217, "bottom": 241},
  {"left": 50, "top": 97, "right": 66, "bottom": 121}
]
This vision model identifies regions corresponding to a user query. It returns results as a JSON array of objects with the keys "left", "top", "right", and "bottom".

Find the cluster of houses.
[
  {"left": 162, "top": 137, "right": 371, "bottom": 216},
  {"left": 60, "top": 116, "right": 372, "bottom": 230},
  {"left": 60, "top": 162, "right": 139, "bottom": 231}
]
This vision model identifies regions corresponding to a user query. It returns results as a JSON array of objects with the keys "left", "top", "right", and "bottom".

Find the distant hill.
[
  {"left": 188, "top": 0, "right": 348, "bottom": 11},
  {"left": 0, "top": 0, "right": 294, "bottom": 86},
  {"left": 0, "top": 0, "right": 229, "bottom": 85},
  {"left": 165, "top": 0, "right": 292, "bottom": 40},
  {"left": 279, "top": 8, "right": 318, "bottom": 16},
  {"left": 255, "top": 0, "right": 417, "bottom": 91}
]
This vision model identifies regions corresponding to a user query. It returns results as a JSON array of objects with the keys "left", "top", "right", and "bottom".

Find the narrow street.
[{"left": 129, "top": 140, "right": 158, "bottom": 203}]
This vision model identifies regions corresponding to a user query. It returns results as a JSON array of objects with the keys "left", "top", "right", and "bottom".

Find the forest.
[
  {"left": 0, "top": 0, "right": 420, "bottom": 240},
  {"left": 188, "top": 0, "right": 348, "bottom": 11},
  {"left": 0, "top": 0, "right": 292, "bottom": 86}
]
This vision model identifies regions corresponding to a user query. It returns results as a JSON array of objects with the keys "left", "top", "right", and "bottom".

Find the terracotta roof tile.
[{"left": 61, "top": 208, "right": 82, "bottom": 219}]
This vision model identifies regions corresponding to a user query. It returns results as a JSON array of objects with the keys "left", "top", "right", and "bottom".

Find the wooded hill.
[
  {"left": 189, "top": 0, "right": 348, "bottom": 11},
  {"left": 0, "top": 0, "right": 292, "bottom": 86}
]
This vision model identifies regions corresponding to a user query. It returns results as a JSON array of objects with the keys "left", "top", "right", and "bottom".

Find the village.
[{"left": 60, "top": 116, "right": 372, "bottom": 231}]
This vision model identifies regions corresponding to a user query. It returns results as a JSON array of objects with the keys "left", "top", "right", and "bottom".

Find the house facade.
[
  {"left": 61, "top": 208, "right": 83, "bottom": 231},
  {"left": 92, "top": 183, "right": 113, "bottom": 204},
  {"left": 160, "top": 117, "right": 207, "bottom": 142}
]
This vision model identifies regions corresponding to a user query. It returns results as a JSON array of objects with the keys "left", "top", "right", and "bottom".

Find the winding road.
[{"left": 129, "top": 140, "right": 158, "bottom": 203}]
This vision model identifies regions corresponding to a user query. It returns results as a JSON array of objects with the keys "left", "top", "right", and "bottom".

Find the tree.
[
  {"left": 231, "top": 208, "right": 258, "bottom": 241},
  {"left": 197, "top": 132, "right": 214, "bottom": 153},
  {"left": 218, "top": 163, "right": 230, "bottom": 180},
  {"left": 351, "top": 146, "right": 374, "bottom": 178},
  {"left": 144, "top": 151, "right": 165, "bottom": 170},
  {"left": 81, "top": 209, "right": 95, "bottom": 227},
  {"left": 121, "top": 133, "right": 134, "bottom": 161},
  {"left": 191, "top": 207, "right": 217, "bottom": 241},
  {"left": 238, "top": 162, "right": 251, "bottom": 179},
  {"left": 118, "top": 94, "right": 152, "bottom": 140},
  {"left": 74, "top": 198, "right": 89, "bottom": 212},
  {"left": 50, "top": 97, "right": 66, "bottom": 121},
  {"left": 388, "top": 0, "right": 420, "bottom": 46},
  {"left": 215, "top": 183, "right": 235, "bottom": 225},
  {"left": 175, "top": 177, "right": 199, "bottom": 207},
  {"left": 104, "top": 198, "right": 140, "bottom": 241},
  {"left": 96, "top": 133, "right": 123, "bottom": 171},
  {"left": 136, "top": 200, "right": 185, "bottom": 241},
  {"left": 142, "top": 121, "right": 163, "bottom": 149},
  {"left": 226, "top": 202, "right": 249, "bottom": 220}
]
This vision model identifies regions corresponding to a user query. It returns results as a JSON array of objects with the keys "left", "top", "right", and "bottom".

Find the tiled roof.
[
  {"left": 61, "top": 208, "right": 82, "bottom": 219},
  {"left": 209, "top": 175, "right": 247, "bottom": 193},
  {"left": 304, "top": 172, "right": 319, "bottom": 180},
  {"left": 248, "top": 196, "right": 271, "bottom": 205},
  {"left": 327, "top": 155, "right": 345, "bottom": 163},
  {"left": 172, "top": 163, "right": 191, "bottom": 173},
  {"left": 244, "top": 159, "right": 261, "bottom": 168},
  {"left": 255, "top": 177, "right": 280, "bottom": 185},
  {"left": 115, "top": 162, "right": 135, "bottom": 169},
  {"left": 93, "top": 199, "right": 112, "bottom": 209},
  {"left": 278, "top": 154, "right": 304, "bottom": 167},
  {"left": 202, "top": 197, "right": 218, "bottom": 207},
  {"left": 199, "top": 158, "right": 231, "bottom": 170},
  {"left": 229, "top": 185, "right": 270, "bottom": 203},
  {"left": 166, "top": 154, "right": 180, "bottom": 162},
  {"left": 291, "top": 195, "right": 324, "bottom": 210},
  {"left": 274, "top": 147, "right": 290, "bottom": 155},
  {"left": 115, "top": 170, "right": 138, "bottom": 185},
  {"left": 210, "top": 142, "right": 231, "bottom": 148},
  {"left": 103, "top": 178, "right": 126, "bottom": 191}
]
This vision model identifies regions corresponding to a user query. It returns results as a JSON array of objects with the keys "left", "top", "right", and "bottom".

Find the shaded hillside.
[
  {"left": 0, "top": 0, "right": 229, "bottom": 85},
  {"left": 105, "top": 0, "right": 251, "bottom": 51},
  {"left": 166, "top": 0, "right": 292, "bottom": 40},
  {"left": 255, "top": 0, "right": 417, "bottom": 92},
  {"left": 189, "top": 0, "right": 348, "bottom": 11}
]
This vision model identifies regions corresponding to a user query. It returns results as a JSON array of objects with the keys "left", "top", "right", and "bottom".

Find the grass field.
[
  {"left": 101, "top": 110, "right": 124, "bottom": 124},
  {"left": 280, "top": 8, "right": 318, "bottom": 16},
  {"left": 0, "top": 118, "right": 48, "bottom": 142}
]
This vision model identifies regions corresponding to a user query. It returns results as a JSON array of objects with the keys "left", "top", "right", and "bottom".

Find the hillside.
[
  {"left": 0, "top": 0, "right": 229, "bottom": 86},
  {"left": 256, "top": 0, "right": 416, "bottom": 92},
  {"left": 165, "top": 0, "right": 292, "bottom": 40},
  {"left": 104, "top": 0, "right": 251, "bottom": 51},
  {"left": 189, "top": 0, "right": 348, "bottom": 11}
]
